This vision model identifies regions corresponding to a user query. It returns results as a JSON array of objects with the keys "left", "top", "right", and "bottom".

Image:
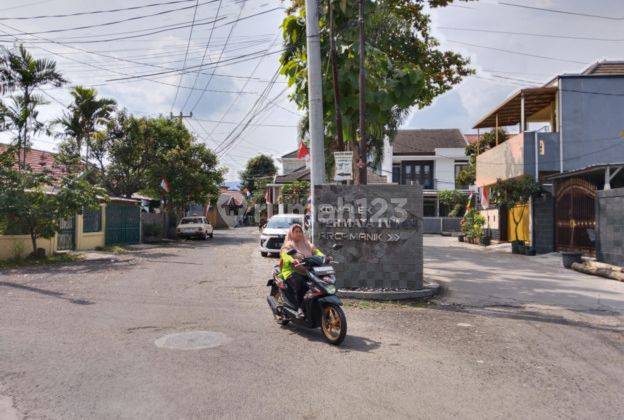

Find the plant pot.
[
  {"left": 511, "top": 241, "right": 525, "bottom": 254},
  {"left": 525, "top": 247, "right": 536, "bottom": 256},
  {"left": 562, "top": 252, "right": 582, "bottom": 269},
  {"left": 458, "top": 234, "right": 465, "bottom": 242},
  {"left": 480, "top": 236, "right": 491, "bottom": 246}
]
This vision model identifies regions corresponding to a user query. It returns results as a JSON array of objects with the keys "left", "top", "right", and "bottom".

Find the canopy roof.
[{"left": 473, "top": 87, "right": 557, "bottom": 129}]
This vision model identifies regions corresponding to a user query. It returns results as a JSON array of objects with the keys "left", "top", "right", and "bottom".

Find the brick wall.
[
  {"left": 533, "top": 192, "right": 555, "bottom": 254},
  {"left": 596, "top": 188, "right": 624, "bottom": 266}
]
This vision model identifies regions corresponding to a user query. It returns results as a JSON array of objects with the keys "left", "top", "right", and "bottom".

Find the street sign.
[{"left": 334, "top": 151, "right": 353, "bottom": 181}]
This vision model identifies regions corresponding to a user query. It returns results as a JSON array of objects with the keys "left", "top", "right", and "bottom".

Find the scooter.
[{"left": 266, "top": 245, "right": 347, "bottom": 345}]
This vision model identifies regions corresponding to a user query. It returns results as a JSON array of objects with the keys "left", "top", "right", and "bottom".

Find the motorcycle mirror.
[{"left": 332, "top": 244, "right": 343, "bottom": 251}]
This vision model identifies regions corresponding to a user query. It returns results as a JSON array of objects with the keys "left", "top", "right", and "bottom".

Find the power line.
[
  {"left": 0, "top": 0, "right": 57, "bottom": 12},
  {"left": 498, "top": 1, "right": 624, "bottom": 21},
  {"left": 446, "top": 39, "right": 590, "bottom": 65},
  {"left": 181, "top": 0, "right": 226, "bottom": 112},
  {"left": 439, "top": 26, "right": 624, "bottom": 42},
  {"left": 0, "top": 0, "right": 197, "bottom": 20},
  {"left": 3, "top": 0, "right": 220, "bottom": 37},
  {"left": 170, "top": 0, "right": 201, "bottom": 114}
]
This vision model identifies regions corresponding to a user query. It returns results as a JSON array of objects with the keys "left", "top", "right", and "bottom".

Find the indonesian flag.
[
  {"left": 264, "top": 187, "right": 272, "bottom": 204},
  {"left": 297, "top": 142, "right": 310, "bottom": 160},
  {"left": 466, "top": 191, "right": 474, "bottom": 212},
  {"left": 480, "top": 187, "right": 490, "bottom": 209},
  {"left": 160, "top": 178, "right": 170, "bottom": 192}
]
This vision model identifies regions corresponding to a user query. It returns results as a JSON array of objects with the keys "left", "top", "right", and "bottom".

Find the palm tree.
[
  {"left": 55, "top": 86, "right": 116, "bottom": 171},
  {"left": 0, "top": 45, "right": 66, "bottom": 168}
]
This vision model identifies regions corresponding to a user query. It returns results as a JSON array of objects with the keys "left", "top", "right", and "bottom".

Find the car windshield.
[
  {"left": 180, "top": 218, "right": 203, "bottom": 224},
  {"left": 266, "top": 217, "right": 302, "bottom": 229}
]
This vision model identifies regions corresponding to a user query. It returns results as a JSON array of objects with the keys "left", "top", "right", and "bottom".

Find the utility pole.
[
  {"left": 170, "top": 111, "right": 193, "bottom": 121},
  {"left": 305, "top": 0, "right": 325, "bottom": 239},
  {"left": 357, "top": 0, "right": 367, "bottom": 185},
  {"left": 329, "top": 0, "right": 345, "bottom": 152}
]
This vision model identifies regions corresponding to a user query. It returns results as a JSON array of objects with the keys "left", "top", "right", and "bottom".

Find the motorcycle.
[{"left": 266, "top": 244, "right": 347, "bottom": 345}]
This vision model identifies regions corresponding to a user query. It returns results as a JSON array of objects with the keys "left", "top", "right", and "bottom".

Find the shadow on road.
[
  {"left": 288, "top": 325, "right": 382, "bottom": 352},
  {"left": 0, "top": 281, "right": 94, "bottom": 305}
]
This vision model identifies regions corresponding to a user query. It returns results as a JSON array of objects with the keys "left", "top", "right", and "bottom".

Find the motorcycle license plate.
[{"left": 313, "top": 266, "right": 334, "bottom": 276}]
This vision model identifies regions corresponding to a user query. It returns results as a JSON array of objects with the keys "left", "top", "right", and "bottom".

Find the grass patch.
[
  {"left": 343, "top": 298, "right": 432, "bottom": 311},
  {"left": 0, "top": 253, "right": 84, "bottom": 270},
  {"left": 94, "top": 245, "right": 129, "bottom": 254}
]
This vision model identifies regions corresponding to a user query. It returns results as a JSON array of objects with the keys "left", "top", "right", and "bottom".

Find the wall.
[
  {"left": 281, "top": 158, "right": 305, "bottom": 175},
  {"left": 435, "top": 147, "right": 467, "bottom": 191},
  {"left": 476, "top": 132, "right": 560, "bottom": 187},
  {"left": 75, "top": 204, "right": 106, "bottom": 250},
  {"left": 532, "top": 192, "right": 555, "bottom": 254},
  {"left": 561, "top": 76, "right": 624, "bottom": 173},
  {"left": 480, "top": 208, "right": 501, "bottom": 241},
  {"left": 0, "top": 235, "right": 56, "bottom": 260},
  {"left": 596, "top": 187, "right": 624, "bottom": 266},
  {"left": 315, "top": 184, "right": 423, "bottom": 290}
]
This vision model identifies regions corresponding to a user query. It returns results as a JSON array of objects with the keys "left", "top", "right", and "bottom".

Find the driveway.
[
  {"left": 425, "top": 235, "right": 624, "bottom": 317},
  {"left": 0, "top": 228, "right": 622, "bottom": 419}
]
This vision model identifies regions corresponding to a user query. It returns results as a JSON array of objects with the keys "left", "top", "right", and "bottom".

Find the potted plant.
[{"left": 490, "top": 175, "right": 542, "bottom": 255}]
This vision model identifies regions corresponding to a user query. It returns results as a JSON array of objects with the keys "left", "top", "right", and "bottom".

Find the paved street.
[{"left": 1, "top": 228, "right": 623, "bottom": 419}]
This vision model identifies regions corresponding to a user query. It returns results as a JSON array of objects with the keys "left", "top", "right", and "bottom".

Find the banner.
[{"left": 334, "top": 151, "right": 353, "bottom": 181}]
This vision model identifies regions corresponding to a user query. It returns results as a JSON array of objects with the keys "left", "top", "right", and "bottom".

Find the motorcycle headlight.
[{"left": 324, "top": 284, "right": 336, "bottom": 294}]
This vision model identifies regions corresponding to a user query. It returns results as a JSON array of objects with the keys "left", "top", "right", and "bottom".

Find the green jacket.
[{"left": 280, "top": 248, "right": 324, "bottom": 279}]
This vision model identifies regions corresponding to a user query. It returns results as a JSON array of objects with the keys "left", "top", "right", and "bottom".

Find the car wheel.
[
  {"left": 209, "top": 232, "right": 213, "bottom": 238},
  {"left": 261, "top": 252, "right": 268, "bottom": 257}
]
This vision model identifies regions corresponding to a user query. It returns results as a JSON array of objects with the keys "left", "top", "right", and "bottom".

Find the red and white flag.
[
  {"left": 160, "top": 178, "right": 170, "bottom": 192},
  {"left": 297, "top": 142, "right": 309, "bottom": 160}
]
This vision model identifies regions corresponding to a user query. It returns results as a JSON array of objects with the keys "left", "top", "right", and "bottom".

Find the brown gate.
[{"left": 555, "top": 178, "right": 596, "bottom": 254}]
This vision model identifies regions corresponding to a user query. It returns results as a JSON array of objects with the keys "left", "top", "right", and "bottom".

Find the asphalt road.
[{"left": 1, "top": 228, "right": 623, "bottom": 419}]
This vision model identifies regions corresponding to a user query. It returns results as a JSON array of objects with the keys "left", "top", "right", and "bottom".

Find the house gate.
[
  {"left": 555, "top": 178, "right": 596, "bottom": 253},
  {"left": 57, "top": 217, "right": 75, "bottom": 250},
  {"left": 105, "top": 203, "right": 141, "bottom": 246}
]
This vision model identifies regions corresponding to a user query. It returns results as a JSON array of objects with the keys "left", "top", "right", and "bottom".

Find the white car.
[
  {"left": 260, "top": 214, "right": 305, "bottom": 257},
  {"left": 177, "top": 216, "right": 214, "bottom": 240}
]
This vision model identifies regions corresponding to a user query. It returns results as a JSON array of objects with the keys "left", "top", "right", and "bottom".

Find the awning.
[{"left": 473, "top": 87, "right": 557, "bottom": 129}]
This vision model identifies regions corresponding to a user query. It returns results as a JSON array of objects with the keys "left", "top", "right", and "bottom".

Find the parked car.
[
  {"left": 259, "top": 214, "right": 305, "bottom": 257},
  {"left": 177, "top": 216, "right": 213, "bottom": 240}
]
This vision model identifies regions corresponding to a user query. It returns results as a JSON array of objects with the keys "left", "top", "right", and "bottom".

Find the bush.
[{"left": 461, "top": 209, "right": 485, "bottom": 242}]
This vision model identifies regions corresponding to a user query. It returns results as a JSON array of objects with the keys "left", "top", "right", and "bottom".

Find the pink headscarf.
[{"left": 282, "top": 224, "right": 316, "bottom": 258}]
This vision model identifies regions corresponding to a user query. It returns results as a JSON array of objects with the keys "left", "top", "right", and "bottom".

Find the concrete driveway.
[
  {"left": 0, "top": 228, "right": 622, "bottom": 419},
  {"left": 425, "top": 235, "right": 624, "bottom": 317}
]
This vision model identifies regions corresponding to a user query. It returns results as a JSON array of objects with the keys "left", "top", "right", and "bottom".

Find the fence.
[{"left": 422, "top": 217, "right": 462, "bottom": 234}]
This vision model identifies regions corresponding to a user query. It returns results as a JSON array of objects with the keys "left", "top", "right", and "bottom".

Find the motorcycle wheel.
[
  {"left": 321, "top": 304, "right": 347, "bottom": 345},
  {"left": 272, "top": 289, "right": 290, "bottom": 326}
]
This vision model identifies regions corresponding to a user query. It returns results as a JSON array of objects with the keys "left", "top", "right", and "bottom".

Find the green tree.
[
  {"left": 54, "top": 85, "right": 116, "bottom": 173},
  {"left": 0, "top": 45, "right": 66, "bottom": 167},
  {"left": 239, "top": 154, "right": 277, "bottom": 192},
  {"left": 279, "top": 0, "right": 472, "bottom": 180},
  {"left": 280, "top": 180, "right": 310, "bottom": 206},
  {"left": 438, "top": 189, "right": 467, "bottom": 217},
  {"left": 0, "top": 151, "right": 104, "bottom": 256},
  {"left": 490, "top": 175, "right": 542, "bottom": 243}
]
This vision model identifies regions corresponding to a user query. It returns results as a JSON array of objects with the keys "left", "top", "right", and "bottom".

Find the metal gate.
[
  {"left": 555, "top": 178, "right": 596, "bottom": 253},
  {"left": 57, "top": 217, "right": 75, "bottom": 250},
  {"left": 105, "top": 203, "right": 141, "bottom": 246}
]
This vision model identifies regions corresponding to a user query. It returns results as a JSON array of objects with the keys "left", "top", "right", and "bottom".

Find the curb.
[{"left": 337, "top": 282, "right": 440, "bottom": 301}]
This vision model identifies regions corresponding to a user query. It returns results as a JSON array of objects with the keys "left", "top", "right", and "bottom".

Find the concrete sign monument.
[{"left": 314, "top": 184, "right": 423, "bottom": 290}]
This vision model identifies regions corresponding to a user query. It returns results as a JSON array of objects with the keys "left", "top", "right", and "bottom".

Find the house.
[
  {"left": 267, "top": 150, "right": 388, "bottom": 216},
  {"left": 474, "top": 60, "right": 624, "bottom": 254},
  {"left": 205, "top": 188, "right": 247, "bottom": 228},
  {"left": 380, "top": 129, "right": 471, "bottom": 217},
  {"left": 0, "top": 145, "right": 141, "bottom": 259}
]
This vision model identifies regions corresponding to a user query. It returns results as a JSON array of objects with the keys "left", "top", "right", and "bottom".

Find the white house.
[{"left": 381, "top": 129, "right": 470, "bottom": 216}]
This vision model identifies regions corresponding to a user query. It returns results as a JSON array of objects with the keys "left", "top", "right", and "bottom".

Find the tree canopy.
[
  {"left": 239, "top": 154, "right": 277, "bottom": 192},
  {"left": 279, "top": 0, "right": 472, "bottom": 177}
]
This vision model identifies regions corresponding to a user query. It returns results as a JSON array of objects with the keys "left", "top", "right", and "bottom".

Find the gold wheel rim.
[{"left": 322, "top": 307, "right": 342, "bottom": 340}]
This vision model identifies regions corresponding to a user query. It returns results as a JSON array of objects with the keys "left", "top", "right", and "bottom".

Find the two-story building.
[
  {"left": 381, "top": 128, "right": 470, "bottom": 217},
  {"left": 474, "top": 60, "right": 624, "bottom": 254}
]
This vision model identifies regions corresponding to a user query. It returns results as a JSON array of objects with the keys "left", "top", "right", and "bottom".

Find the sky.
[{"left": 1, "top": 0, "right": 624, "bottom": 181}]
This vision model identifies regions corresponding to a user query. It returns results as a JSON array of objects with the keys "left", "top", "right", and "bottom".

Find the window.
[
  {"left": 401, "top": 161, "right": 434, "bottom": 189},
  {"left": 83, "top": 208, "right": 102, "bottom": 233},
  {"left": 423, "top": 198, "right": 437, "bottom": 217},
  {"left": 392, "top": 164, "right": 401, "bottom": 183},
  {"left": 455, "top": 162, "right": 469, "bottom": 190}
]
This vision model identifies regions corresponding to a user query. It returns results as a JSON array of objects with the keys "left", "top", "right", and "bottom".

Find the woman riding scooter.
[{"left": 280, "top": 224, "right": 324, "bottom": 318}]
